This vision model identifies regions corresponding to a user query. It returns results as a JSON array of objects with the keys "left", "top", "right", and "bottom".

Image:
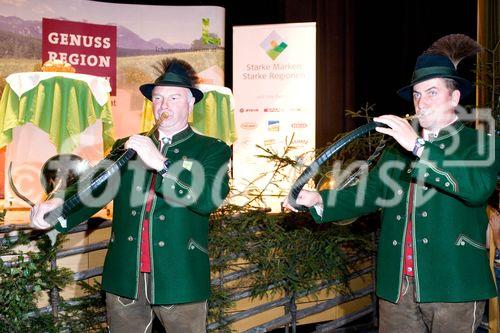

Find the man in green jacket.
[
  {"left": 284, "top": 35, "right": 498, "bottom": 332},
  {"left": 30, "top": 58, "right": 231, "bottom": 332}
]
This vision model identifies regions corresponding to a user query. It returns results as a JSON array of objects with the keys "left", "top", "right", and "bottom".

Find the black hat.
[
  {"left": 397, "top": 34, "right": 481, "bottom": 101},
  {"left": 140, "top": 59, "right": 204, "bottom": 103}
]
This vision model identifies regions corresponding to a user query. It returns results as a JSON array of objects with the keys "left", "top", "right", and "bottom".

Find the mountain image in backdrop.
[{"left": 0, "top": 15, "right": 221, "bottom": 58}]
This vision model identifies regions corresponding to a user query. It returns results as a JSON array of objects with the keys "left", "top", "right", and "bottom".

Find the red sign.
[{"left": 42, "top": 18, "right": 117, "bottom": 95}]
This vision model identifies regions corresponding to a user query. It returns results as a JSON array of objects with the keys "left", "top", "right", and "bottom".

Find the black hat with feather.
[
  {"left": 140, "top": 58, "right": 204, "bottom": 103},
  {"left": 397, "top": 34, "right": 482, "bottom": 101}
]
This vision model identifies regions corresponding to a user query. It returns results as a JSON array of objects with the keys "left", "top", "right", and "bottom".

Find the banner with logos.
[
  {"left": 42, "top": 18, "right": 117, "bottom": 95},
  {"left": 233, "top": 23, "right": 316, "bottom": 211},
  {"left": 0, "top": 0, "right": 224, "bottom": 205}
]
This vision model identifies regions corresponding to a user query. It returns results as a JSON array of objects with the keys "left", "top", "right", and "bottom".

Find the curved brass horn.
[
  {"left": 43, "top": 112, "right": 169, "bottom": 226},
  {"left": 8, "top": 154, "right": 92, "bottom": 207},
  {"left": 8, "top": 162, "right": 36, "bottom": 207}
]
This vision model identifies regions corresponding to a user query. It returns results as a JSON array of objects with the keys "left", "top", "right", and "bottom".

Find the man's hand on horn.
[
  {"left": 30, "top": 197, "right": 64, "bottom": 230},
  {"left": 374, "top": 115, "right": 419, "bottom": 152}
]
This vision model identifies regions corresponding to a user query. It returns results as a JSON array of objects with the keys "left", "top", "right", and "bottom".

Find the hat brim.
[
  {"left": 140, "top": 82, "right": 204, "bottom": 104},
  {"left": 397, "top": 75, "right": 472, "bottom": 101}
]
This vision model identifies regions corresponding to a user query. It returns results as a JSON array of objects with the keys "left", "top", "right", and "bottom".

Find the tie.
[
  {"left": 428, "top": 133, "right": 437, "bottom": 141},
  {"left": 161, "top": 137, "right": 171, "bottom": 153}
]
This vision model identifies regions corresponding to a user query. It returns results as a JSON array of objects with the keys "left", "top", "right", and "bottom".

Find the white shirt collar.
[
  {"left": 422, "top": 115, "right": 458, "bottom": 140},
  {"left": 158, "top": 124, "right": 188, "bottom": 143}
]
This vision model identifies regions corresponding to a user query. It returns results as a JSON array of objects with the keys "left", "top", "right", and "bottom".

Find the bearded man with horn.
[
  {"left": 30, "top": 58, "right": 231, "bottom": 332},
  {"left": 285, "top": 34, "right": 499, "bottom": 332}
]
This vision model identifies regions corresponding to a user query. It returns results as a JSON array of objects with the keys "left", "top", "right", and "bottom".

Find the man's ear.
[
  {"left": 451, "top": 90, "right": 460, "bottom": 107},
  {"left": 188, "top": 98, "right": 195, "bottom": 113}
]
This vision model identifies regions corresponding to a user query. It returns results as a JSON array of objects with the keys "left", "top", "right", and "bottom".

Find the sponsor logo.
[
  {"left": 292, "top": 138, "right": 309, "bottom": 145},
  {"left": 236, "top": 137, "right": 255, "bottom": 148},
  {"left": 264, "top": 138, "right": 276, "bottom": 146},
  {"left": 263, "top": 107, "right": 281, "bottom": 112},
  {"left": 291, "top": 122, "right": 308, "bottom": 129},
  {"left": 260, "top": 30, "right": 288, "bottom": 60},
  {"left": 240, "top": 122, "right": 257, "bottom": 130},
  {"left": 239, "top": 108, "right": 259, "bottom": 113},
  {"left": 267, "top": 120, "right": 279, "bottom": 132}
]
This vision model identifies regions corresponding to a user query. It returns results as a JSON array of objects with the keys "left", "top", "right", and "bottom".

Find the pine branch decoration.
[{"left": 424, "top": 34, "right": 482, "bottom": 68}]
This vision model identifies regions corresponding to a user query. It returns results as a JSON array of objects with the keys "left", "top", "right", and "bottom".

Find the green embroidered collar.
[
  {"left": 151, "top": 126, "right": 194, "bottom": 146},
  {"left": 429, "top": 121, "right": 465, "bottom": 142}
]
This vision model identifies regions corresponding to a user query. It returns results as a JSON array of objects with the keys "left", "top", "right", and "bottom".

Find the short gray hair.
[
  {"left": 187, "top": 89, "right": 194, "bottom": 102},
  {"left": 442, "top": 78, "right": 459, "bottom": 93}
]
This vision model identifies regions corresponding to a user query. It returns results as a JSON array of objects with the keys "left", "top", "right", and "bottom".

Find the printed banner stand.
[
  {"left": 233, "top": 22, "right": 316, "bottom": 212},
  {"left": 0, "top": 1, "right": 225, "bottom": 205}
]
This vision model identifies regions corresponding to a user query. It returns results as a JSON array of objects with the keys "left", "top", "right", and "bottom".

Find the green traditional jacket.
[
  {"left": 55, "top": 126, "right": 231, "bottom": 304},
  {"left": 310, "top": 121, "right": 499, "bottom": 303}
]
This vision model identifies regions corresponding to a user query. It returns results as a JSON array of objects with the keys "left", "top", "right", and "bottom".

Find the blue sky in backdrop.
[{"left": 0, "top": 0, "right": 225, "bottom": 45}]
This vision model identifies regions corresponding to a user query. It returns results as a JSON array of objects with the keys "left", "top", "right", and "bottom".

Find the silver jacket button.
[{"left": 158, "top": 241, "right": 165, "bottom": 247}]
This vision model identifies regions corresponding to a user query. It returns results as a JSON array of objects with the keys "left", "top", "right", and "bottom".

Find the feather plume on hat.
[
  {"left": 152, "top": 58, "right": 199, "bottom": 85},
  {"left": 423, "top": 34, "right": 482, "bottom": 69},
  {"left": 139, "top": 57, "right": 204, "bottom": 102},
  {"left": 397, "top": 34, "right": 480, "bottom": 100}
]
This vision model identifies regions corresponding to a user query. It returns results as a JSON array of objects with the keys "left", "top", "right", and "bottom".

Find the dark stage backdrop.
[{"left": 96, "top": 0, "right": 476, "bottom": 148}]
